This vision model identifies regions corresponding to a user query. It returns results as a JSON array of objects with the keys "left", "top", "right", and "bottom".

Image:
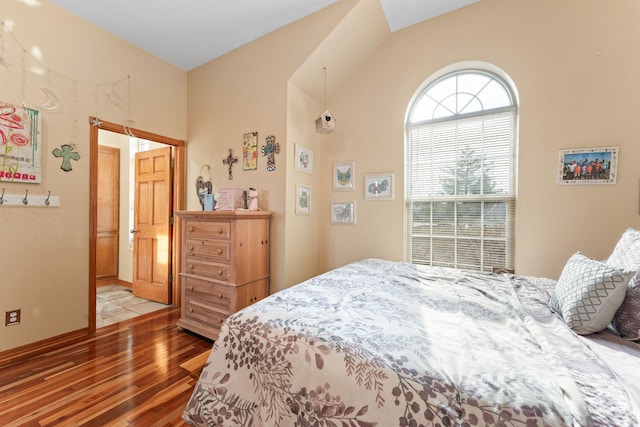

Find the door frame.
[{"left": 89, "top": 117, "right": 186, "bottom": 333}]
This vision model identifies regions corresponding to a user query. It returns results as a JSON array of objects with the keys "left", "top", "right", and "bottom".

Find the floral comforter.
[{"left": 183, "top": 259, "right": 638, "bottom": 426}]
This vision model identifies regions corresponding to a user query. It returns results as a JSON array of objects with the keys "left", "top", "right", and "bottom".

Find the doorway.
[{"left": 89, "top": 117, "right": 186, "bottom": 333}]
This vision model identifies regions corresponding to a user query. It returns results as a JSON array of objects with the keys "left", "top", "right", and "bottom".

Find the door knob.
[{"left": 130, "top": 229, "right": 138, "bottom": 234}]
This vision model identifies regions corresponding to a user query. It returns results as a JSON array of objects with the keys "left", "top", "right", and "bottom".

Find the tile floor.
[{"left": 96, "top": 284, "right": 171, "bottom": 328}]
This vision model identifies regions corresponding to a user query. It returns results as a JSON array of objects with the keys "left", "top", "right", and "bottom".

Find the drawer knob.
[
  {"left": 188, "top": 308, "right": 194, "bottom": 313},
  {"left": 188, "top": 286, "right": 193, "bottom": 291},
  {"left": 217, "top": 227, "right": 223, "bottom": 234},
  {"left": 218, "top": 318, "right": 224, "bottom": 323},
  {"left": 189, "top": 264, "right": 194, "bottom": 270},
  {"left": 218, "top": 292, "right": 223, "bottom": 298},
  {"left": 218, "top": 269, "right": 224, "bottom": 275},
  {"left": 189, "top": 226, "right": 195, "bottom": 232},
  {"left": 217, "top": 248, "right": 223, "bottom": 255},
  {"left": 189, "top": 246, "right": 194, "bottom": 251}
]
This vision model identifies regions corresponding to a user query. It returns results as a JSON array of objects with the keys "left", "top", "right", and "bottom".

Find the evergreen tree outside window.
[{"left": 406, "top": 69, "right": 517, "bottom": 272}]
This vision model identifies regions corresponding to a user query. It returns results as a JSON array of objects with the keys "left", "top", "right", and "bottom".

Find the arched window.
[{"left": 406, "top": 69, "right": 517, "bottom": 272}]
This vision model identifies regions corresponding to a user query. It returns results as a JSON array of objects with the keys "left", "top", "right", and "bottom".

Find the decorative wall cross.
[
  {"left": 52, "top": 144, "right": 80, "bottom": 171},
  {"left": 222, "top": 148, "right": 238, "bottom": 180},
  {"left": 261, "top": 135, "right": 280, "bottom": 171}
]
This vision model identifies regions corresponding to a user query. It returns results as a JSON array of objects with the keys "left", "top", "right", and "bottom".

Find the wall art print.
[
  {"left": 296, "top": 183, "right": 311, "bottom": 215},
  {"left": 0, "top": 102, "right": 42, "bottom": 183},
  {"left": 364, "top": 173, "right": 394, "bottom": 200},
  {"left": 294, "top": 144, "right": 313, "bottom": 174},
  {"left": 243, "top": 131, "right": 258, "bottom": 171},
  {"left": 557, "top": 146, "right": 618, "bottom": 185},
  {"left": 333, "top": 161, "right": 355, "bottom": 191},
  {"left": 331, "top": 201, "right": 356, "bottom": 225}
]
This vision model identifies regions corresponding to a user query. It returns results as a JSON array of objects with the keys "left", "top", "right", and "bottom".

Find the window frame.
[{"left": 405, "top": 68, "right": 518, "bottom": 272}]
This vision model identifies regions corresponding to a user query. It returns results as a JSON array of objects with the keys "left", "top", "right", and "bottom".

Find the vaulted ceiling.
[{"left": 48, "top": 0, "right": 479, "bottom": 71}]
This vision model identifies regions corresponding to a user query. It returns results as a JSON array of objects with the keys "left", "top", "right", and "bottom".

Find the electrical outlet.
[{"left": 5, "top": 309, "right": 20, "bottom": 326}]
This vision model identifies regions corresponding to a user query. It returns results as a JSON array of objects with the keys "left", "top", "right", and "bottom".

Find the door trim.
[{"left": 89, "top": 117, "right": 185, "bottom": 333}]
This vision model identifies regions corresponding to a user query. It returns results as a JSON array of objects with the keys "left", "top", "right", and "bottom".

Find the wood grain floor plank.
[{"left": 0, "top": 307, "right": 212, "bottom": 427}]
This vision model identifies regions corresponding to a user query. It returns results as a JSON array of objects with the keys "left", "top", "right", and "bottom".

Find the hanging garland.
[{"left": 0, "top": 21, "right": 135, "bottom": 146}]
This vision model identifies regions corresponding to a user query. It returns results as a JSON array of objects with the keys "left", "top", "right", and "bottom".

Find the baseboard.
[
  {"left": 96, "top": 278, "right": 132, "bottom": 288},
  {"left": 0, "top": 328, "right": 89, "bottom": 368},
  {"left": 97, "top": 277, "right": 116, "bottom": 287},
  {"left": 117, "top": 279, "right": 132, "bottom": 289}
]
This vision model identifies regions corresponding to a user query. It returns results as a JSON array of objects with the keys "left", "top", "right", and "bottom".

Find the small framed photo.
[
  {"left": 364, "top": 173, "right": 394, "bottom": 200},
  {"left": 295, "top": 144, "right": 313, "bottom": 174},
  {"left": 296, "top": 183, "right": 311, "bottom": 214},
  {"left": 333, "top": 161, "right": 355, "bottom": 191},
  {"left": 331, "top": 201, "right": 356, "bottom": 225},
  {"left": 557, "top": 146, "right": 618, "bottom": 185}
]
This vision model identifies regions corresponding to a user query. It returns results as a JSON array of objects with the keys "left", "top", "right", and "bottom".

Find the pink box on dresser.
[{"left": 216, "top": 188, "right": 243, "bottom": 210}]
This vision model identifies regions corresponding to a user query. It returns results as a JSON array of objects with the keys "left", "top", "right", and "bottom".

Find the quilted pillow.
[
  {"left": 611, "top": 272, "right": 640, "bottom": 340},
  {"left": 606, "top": 227, "right": 640, "bottom": 271},
  {"left": 550, "top": 252, "right": 634, "bottom": 335}
]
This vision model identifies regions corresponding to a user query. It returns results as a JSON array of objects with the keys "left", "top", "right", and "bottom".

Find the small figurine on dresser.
[{"left": 248, "top": 187, "right": 260, "bottom": 211}]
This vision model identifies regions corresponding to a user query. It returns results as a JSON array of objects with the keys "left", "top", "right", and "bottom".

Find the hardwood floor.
[{"left": 0, "top": 307, "right": 213, "bottom": 426}]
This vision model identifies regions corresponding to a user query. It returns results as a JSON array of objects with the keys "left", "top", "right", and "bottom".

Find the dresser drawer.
[
  {"left": 185, "top": 239, "right": 231, "bottom": 261},
  {"left": 185, "top": 220, "right": 230, "bottom": 240},
  {"left": 183, "top": 299, "right": 228, "bottom": 335},
  {"left": 184, "top": 277, "right": 231, "bottom": 311},
  {"left": 185, "top": 258, "right": 231, "bottom": 282}
]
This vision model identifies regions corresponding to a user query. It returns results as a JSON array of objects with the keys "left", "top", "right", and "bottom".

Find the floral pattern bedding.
[{"left": 183, "top": 259, "right": 638, "bottom": 426}]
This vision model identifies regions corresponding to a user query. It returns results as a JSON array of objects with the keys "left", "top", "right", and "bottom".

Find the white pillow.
[
  {"left": 550, "top": 252, "right": 633, "bottom": 335},
  {"left": 606, "top": 227, "right": 640, "bottom": 271}
]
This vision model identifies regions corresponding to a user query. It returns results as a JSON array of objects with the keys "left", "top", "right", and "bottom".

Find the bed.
[{"left": 183, "top": 229, "right": 640, "bottom": 426}]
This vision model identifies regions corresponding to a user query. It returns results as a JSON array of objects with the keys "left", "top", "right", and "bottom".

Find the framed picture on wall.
[
  {"left": 0, "top": 102, "right": 42, "bottom": 183},
  {"left": 364, "top": 173, "right": 394, "bottom": 200},
  {"left": 296, "top": 183, "right": 311, "bottom": 214},
  {"left": 242, "top": 131, "right": 258, "bottom": 171},
  {"left": 330, "top": 201, "right": 356, "bottom": 225},
  {"left": 294, "top": 144, "right": 313, "bottom": 174},
  {"left": 557, "top": 146, "right": 618, "bottom": 185},
  {"left": 333, "top": 161, "right": 355, "bottom": 191}
]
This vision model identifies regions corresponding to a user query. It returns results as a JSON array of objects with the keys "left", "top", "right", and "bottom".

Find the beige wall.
[
  {"left": 284, "top": 83, "right": 324, "bottom": 287},
  {"left": 319, "top": 0, "right": 640, "bottom": 278},
  {"left": 185, "top": 0, "right": 358, "bottom": 292},
  {"left": 0, "top": 0, "right": 186, "bottom": 351}
]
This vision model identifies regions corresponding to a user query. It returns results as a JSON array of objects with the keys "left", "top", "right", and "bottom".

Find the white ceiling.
[{"left": 48, "top": 0, "right": 479, "bottom": 71}]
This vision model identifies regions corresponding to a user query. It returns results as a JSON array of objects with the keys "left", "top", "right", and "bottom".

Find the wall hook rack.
[{"left": 0, "top": 190, "right": 61, "bottom": 207}]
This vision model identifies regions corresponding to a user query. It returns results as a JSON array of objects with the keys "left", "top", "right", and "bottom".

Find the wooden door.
[
  {"left": 96, "top": 145, "right": 119, "bottom": 286},
  {"left": 132, "top": 147, "right": 172, "bottom": 304}
]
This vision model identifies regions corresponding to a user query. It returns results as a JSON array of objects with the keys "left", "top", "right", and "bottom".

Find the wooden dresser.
[{"left": 175, "top": 210, "right": 271, "bottom": 340}]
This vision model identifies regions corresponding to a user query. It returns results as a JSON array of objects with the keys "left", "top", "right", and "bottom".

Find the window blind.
[{"left": 407, "top": 110, "right": 516, "bottom": 272}]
